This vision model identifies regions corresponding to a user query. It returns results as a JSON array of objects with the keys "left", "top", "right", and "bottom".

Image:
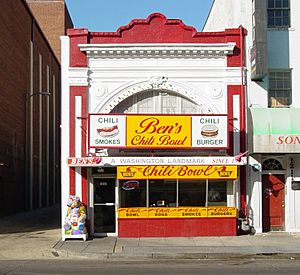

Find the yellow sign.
[
  {"left": 118, "top": 208, "right": 148, "bottom": 218},
  {"left": 117, "top": 165, "right": 237, "bottom": 180},
  {"left": 118, "top": 207, "right": 237, "bottom": 219},
  {"left": 207, "top": 207, "right": 237, "bottom": 217},
  {"left": 148, "top": 207, "right": 178, "bottom": 218},
  {"left": 178, "top": 207, "right": 207, "bottom": 218},
  {"left": 126, "top": 115, "right": 191, "bottom": 148}
]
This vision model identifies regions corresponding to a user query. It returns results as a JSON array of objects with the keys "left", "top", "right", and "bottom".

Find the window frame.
[
  {"left": 119, "top": 178, "right": 230, "bottom": 208},
  {"left": 267, "top": 0, "right": 290, "bottom": 29},
  {"left": 268, "top": 69, "right": 292, "bottom": 108}
]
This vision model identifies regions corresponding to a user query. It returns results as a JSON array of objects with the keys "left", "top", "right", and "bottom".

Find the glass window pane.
[
  {"left": 119, "top": 180, "right": 146, "bottom": 207},
  {"left": 94, "top": 178, "right": 115, "bottom": 204},
  {"left": 269, "top": 71, "right": 291, "bottom": 108},
  {"left": 94, "top": 205, "right": 115, "bottom": 233},
  {"left": 161, "top": 92, "right": 177, "bottom": 114},
  {"left": 268, "top": 0, "right": 275, "bottom": 8},
  {"left": 275, "top": 0, "right": 282, "bottom": 8},
  {"left": 267, "top": 11, "right": 275, "bottom": 27},
  {"left": 283, "top": 15, "right": 289, "bottom": 26},
  {"left": 181, "top": 96, "right": 198, "bottom": 114},
  {"left": 208, "top": 181, "right": 227, "bottom": 206},
  {"left": 284, "top": 80, "right": 291, "bottom": 89},
  {"left": 149, "top": 180, "right": 176, "bottom": 207},
  {"left": 283, "top": 0, "right": 289, "bottom": 8},
  {"left": 276, "top": 81, "right": 284, "bottom": 89},
  {"left": 179, "top": 180, "right": 206, "bottom": 206},
  {"left": 137, "top": 91, "right": 155, "bottom": 113}
]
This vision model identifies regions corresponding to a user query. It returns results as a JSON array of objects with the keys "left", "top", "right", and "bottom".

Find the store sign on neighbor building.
[
  {"left": 251, "top": 108, "right": 300, "bottom": 153},
  {"left": 89, "top": 114, "right": 228, "bottom": 149}
]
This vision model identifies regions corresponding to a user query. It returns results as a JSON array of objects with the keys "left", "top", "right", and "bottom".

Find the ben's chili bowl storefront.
[
  {"left": 61, "top": 13, "right": 247, "bottom": 239},
  {"left": 66, "top": 114, "right": 246, "bottom": 238}
]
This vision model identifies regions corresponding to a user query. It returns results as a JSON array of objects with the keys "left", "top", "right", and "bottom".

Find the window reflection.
[
  {"left": 149, "top": 180, "right": 176, "bottom": 207},
  {"left": 119, "top": 180, "right": 146, "bottom": 207},
  {"left": 179, "top": 180, "right": 206, "bottom": 206}
]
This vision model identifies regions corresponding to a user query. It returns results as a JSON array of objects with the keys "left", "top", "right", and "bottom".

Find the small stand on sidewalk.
[
  {"left": 62, "top": 196, "right": 88, "bottom": 241},
  {"left": 62, "top": 233, "right": 88, "bottom": 241}
]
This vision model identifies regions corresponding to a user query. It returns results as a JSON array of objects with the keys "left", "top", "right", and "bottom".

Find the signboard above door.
[{"left": 89, "top": 114, "right": 228, "bottom": 150}]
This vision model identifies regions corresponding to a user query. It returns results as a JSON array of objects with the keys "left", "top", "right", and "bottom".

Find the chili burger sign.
[{"left": 89, "top": 114, "right": 228, "bottom": 149}]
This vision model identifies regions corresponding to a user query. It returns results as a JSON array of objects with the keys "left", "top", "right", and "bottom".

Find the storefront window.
[
  {"left": 208, "top": 181, "right": 227, "bottom": 206},
  {"left": 149, "top": 180, "right": 176, "bottom": 207},
  {"left": 178, "top": 180, "right": 206, "bottom": 206},
  {"left": 119, "top": 180, "right": 146, "bottom": 207},
  {"left": 119, "top": 179, "right": 229, "bottom": 208}
]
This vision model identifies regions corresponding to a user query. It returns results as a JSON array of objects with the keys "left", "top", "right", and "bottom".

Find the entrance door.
[
  {"left": 93, "top": 178, "right": 116, "bottom": 235},
  {"left": 262, "top": 174, "right": 285, "bottom": 231}
]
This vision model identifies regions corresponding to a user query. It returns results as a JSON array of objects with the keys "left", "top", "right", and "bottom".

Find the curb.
[{"left": 51, "top": 248, "right": 300, "bottom": 261}]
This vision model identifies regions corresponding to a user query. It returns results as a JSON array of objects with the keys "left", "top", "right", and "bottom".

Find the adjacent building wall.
[
  {"left": 27, "top": 0, "right": 74, "bottom": 62},
  {"left": 204, "top": 0, "right": 300, "bottom": 233},
  {"left": 0, "top": 0, "right": 63, "bottom": 216}
]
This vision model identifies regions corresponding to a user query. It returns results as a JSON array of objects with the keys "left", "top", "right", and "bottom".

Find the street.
[{"left": 1, "top": 259, "right": 300, "bottom": 274}]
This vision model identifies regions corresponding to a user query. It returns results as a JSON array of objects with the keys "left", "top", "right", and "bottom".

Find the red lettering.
[
  {"left": 277, "top": 136, "right": 284, "bottom": 144},
  {"left": 277, "top": 136, "right": 300, "bottom": 145},
  {"left": 135, "top": 117, "right": 159, "bottom": 134},
  {"left": 134, "top": 117, "right": 182, "bottom": 135},
  {"left": 285, "top": 136, "right": 293, "bottom": 144}
]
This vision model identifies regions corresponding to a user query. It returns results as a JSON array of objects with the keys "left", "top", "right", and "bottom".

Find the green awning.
[
  {"left": 251, "top": 108, "right": 300, "bottom": 135},
  {"left": 249, "top": 108, "right": 300, "bottom": 153}
]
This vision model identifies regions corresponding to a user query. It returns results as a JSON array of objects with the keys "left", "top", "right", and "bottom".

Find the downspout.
[{"left": 239, "top": 25, "right": 250, "bottom": 227}]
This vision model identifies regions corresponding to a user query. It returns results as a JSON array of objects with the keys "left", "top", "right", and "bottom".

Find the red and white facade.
[{"left": 61, "top": 13, "right": 247, "bottom": 238}]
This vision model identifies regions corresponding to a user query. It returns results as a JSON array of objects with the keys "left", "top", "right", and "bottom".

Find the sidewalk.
[
  {"left": 53, "top": 233, "right": 300, "bottom": 260},
  {"left": 1, "top": 205, "right": 300, "bottom": 260},
  {"left": 0, "top": 204, "right": 61, "bottom": 260}
]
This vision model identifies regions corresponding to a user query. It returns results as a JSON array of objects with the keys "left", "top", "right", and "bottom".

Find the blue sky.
[{"left": 65, "top": 0, "right": 213, "bottom": 32}]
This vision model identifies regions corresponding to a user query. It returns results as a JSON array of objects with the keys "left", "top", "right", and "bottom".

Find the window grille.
[
  {"left": 268, "top": 70, "right": 291, "bottom": 108},
  {"left": 267, "top": 0, "right": 290, "bottom": 28}
]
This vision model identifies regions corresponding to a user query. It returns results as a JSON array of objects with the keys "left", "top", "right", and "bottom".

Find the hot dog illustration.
[{"left": 97, "top": 125, "right": 119, "bottom": 138}]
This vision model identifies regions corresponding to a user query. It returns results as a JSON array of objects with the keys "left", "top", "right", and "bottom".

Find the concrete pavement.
[
  {"left": 53, "top": 233, "right": 300, "bottom": 260},
  {"left": 1, "top": 205, "right": 300, "bottom": 260},
  {"left": 0, "top": 204, "right": 61, "bottom": 260}
]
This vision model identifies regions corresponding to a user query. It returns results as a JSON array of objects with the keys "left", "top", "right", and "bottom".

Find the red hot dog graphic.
[{"left": 97, "top": 125, "right": 119, "bottom": 138}]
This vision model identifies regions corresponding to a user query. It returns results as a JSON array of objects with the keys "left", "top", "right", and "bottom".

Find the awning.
[{"left": 249, "top": 108, "right": 300, "bottom": 153}]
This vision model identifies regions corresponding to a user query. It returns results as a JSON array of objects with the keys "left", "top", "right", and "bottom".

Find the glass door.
[{"left": 93, "top": 178, "right": 116, "bottom": 235}]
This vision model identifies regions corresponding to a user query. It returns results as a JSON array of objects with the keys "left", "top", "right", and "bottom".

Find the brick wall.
[
  {"left": 0, "top": 0, "right": 61, "bottom": 216},
  {"left": 27, "top": 0, "right": 73, "bottom": 62}
]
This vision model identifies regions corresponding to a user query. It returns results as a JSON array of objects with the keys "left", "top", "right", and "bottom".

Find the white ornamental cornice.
[{"left": 78, "top": 43, "right": 236, "bottom": 59}]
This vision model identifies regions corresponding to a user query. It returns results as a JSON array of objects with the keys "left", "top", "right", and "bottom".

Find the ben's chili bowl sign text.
[
  {"left": 126, "top": 116, "right": 191, "bottom": 148},
  {"left": 117, "top": 165, "right": 237, "bottom": 180}
]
